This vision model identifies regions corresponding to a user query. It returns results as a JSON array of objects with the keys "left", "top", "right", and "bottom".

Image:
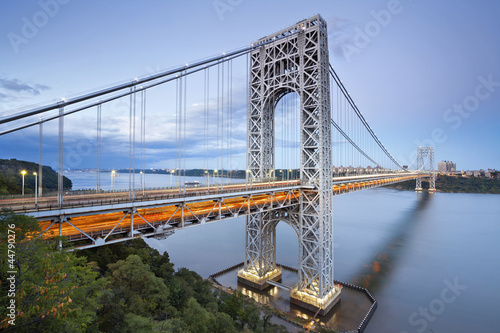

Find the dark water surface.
[{"left": 122, "top": 182, "right": 499, "bottom": 332}]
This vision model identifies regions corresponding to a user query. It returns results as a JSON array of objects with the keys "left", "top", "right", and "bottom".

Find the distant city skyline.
[{"left": 1, "top": 0, "right": 499, "bottom": 171}]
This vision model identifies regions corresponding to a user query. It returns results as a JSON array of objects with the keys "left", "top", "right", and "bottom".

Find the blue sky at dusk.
[{"left": 1, "top": 0, "right": 499, "bottom": 171}]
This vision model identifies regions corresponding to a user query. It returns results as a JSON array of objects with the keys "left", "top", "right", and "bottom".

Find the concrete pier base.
[
  {"left": 237, "top": 268, "right": 282, "bottom": 290},
  {"left": 290, "top": 286, "right": 342, "bottom": 316}
]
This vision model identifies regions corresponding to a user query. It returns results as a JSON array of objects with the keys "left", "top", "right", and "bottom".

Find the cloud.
[
  {"left": 326, "top": 16, "right": 357, "bottom": 59},
  {"left": 0, "top": 77, "right": 50, "bottom": 98}
]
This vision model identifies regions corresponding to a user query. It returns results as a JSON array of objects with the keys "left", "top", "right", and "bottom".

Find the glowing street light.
[
  {"left": 204, "top": 170, "right": 209, "bottom": 188},
  {"left": 170, "top": 169, "right": 175, "bottom": 187},
  {"left": 21, "top": 170, "right": 26, "bottom": 196},
  {"left": 33, "top": 172, "right": 38, "bottom": 205},
  {"left": 246, "top": 169, "right": 251, "bottom": 189},
  {"left": 139, "top": 171, "right": 144, "bottom": 195},
  {"left": 268, "top": 169, "right": 274, "bottom": 186}
]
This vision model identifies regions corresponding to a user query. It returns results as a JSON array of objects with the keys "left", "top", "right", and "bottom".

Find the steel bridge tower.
[
  {"left": 238, "top": 15, "right": 341, "bottom": 315},
  {"left": 415, "top": 146, "right": 436, "bottom": 191}
]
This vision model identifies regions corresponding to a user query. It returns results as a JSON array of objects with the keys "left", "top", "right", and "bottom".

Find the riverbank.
[{"left": 386, "top": 174, "right": 500, "bottom": 194}]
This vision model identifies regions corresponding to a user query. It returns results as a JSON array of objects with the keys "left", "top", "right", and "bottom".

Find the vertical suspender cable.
[
  {"left": 141, "top": 89, "right": 146, "bottom": 193},
  {"left": 58, "top": 105, "right": 64, "bottom": 207},
  {"left": 221, "top": 60, "right": 225, "bottom": 182},
  {"left": 216, "top": 63, "right": 220, "bottom": 186},
  {"left": 38, "top": 117, "right": 43, "bottom": 197},
  {"left": 228, "top": 59, "right": 233, "bottom": 183},
  {"left": 183, "top": 71, "right": 187, "bottom": 193},
  {"left": 97, "top": 104, "right": 101, "bottom": 192},
  {"left": 176, "top": 77, "right": 180, "bottom": 189}
]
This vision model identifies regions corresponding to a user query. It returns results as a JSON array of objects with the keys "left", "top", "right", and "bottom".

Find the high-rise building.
[{"left": 438, "top": 160, "right": 456, "bottom": 173}]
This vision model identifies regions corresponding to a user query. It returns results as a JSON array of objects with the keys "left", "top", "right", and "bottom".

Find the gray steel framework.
[
  {"left": 415, "top": 146, "right": 435, "bottom": 191},
  {"left": 243, "top": 15, "right": 336, "bottom": 304}
]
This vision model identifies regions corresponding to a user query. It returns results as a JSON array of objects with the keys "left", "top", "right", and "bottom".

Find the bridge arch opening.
[
  {"left": 262, "top": 216, "right": 299, "bottom": 267},
  {"left": 269, "top": 90, "right": 301, "bottom": 181}
]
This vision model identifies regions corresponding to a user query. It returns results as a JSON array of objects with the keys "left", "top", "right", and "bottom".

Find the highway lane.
[{"left": 5, "top": 173, "right": 424, "bottom": 243}]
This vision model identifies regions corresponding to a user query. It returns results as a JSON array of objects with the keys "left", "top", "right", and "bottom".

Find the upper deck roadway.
[{"left": 1, "top": 172, "right": 428, "bottom": 249}]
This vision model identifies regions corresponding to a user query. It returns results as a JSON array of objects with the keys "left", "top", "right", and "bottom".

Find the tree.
[
  {"left": 0, "top": 211, "right": 103, "bottom": 332},
  {"left": 182, "top": 297, "right": 213, "bottom": 333},
  {"left": 210, "top": 312, "right": 238, "bottom": 333},
  {"left": 106, "top": 254, "right": 171, "bottom": 318}
]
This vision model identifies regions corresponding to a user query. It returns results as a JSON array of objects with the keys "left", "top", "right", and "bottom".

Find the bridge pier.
[
  {"left": 290, "top": 287, "right": 342, "bottom": 316},
  {"left": 240, "top": 14, "right": 341, "bottom": 316},
  {"left": 237, "top": 268, "right": 282, "bottom": 291}
]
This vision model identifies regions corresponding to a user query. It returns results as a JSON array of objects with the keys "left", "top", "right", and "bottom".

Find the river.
[{"left": 68, "top": 172, "right": 500, "bottom": 332}]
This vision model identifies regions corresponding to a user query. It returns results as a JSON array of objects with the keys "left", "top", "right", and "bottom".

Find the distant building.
[{"left": 438, "top": 160, "right": 456, "bottom": 173}]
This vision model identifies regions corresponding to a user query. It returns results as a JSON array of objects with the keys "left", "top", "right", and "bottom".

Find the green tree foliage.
[
  {"left": 0, "top": 159, "right": 72, "bottom": 195},
  {"left": 0, "top": 212, "right": 102, "bottom": 332},
  {"left": 386, "top": 174, "right": 500, "bottom": 194},
  {"left": 2, "top": 217, "right": 290, "bottom": 333}
]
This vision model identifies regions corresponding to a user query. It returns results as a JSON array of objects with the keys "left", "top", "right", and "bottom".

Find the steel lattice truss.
[
  {"left": 416, "top": 146, "right": 436, "bottom": 191},
  {"left": 244, "top": 15, "right": 335, "bottom": 300}
]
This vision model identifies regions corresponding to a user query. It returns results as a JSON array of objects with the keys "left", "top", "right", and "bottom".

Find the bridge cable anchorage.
[{"left": 329, "top": 64, "right": 403, "bottom": 170}]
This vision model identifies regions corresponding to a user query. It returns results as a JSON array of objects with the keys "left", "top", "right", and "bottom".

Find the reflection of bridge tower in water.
[
  {"left": 415, "top": 146, "right": 436, "bottom": 192},
  {"left": 237, "top": 15, "right": 341, "bottom": 315}
]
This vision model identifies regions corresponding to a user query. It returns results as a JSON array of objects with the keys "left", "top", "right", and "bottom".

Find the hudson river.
[{"left": 68, "top": 172, "right": 500, "bottom": 332}]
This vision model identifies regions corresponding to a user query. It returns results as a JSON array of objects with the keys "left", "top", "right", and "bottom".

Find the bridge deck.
[{"left": 1, "top": 173, "right": 428, "bottom": 248}]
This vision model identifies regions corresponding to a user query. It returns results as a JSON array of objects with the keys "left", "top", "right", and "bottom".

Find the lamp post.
[
  {"left": 246, "top": 169, "right": 250, "bottom": 189},
  {"left": 268, "top": 169, "right": 274, "bottom": 186},
  {"left": 170, "top": 170, "right": 174, "bottom": 187},
  {"left": 204, "top": 170, "right": 209, "bottom": 188},
  {"left": 280, "top": 169, "right": 283, "bottom": 182},
  {"left": 288, "top": 169, "right": 292, "bottom": 183},
  {"left": 139, "top": 171, "right": 144, "bottom": 196},
  {"left": 111, "top": 170, "right": 116, "bottom": 191},
  {"left": 21, "top": 170, "right": 26, "bottom": 196},
  {"left": 33, "top": 172, "right": 38, "bottom": 205}
]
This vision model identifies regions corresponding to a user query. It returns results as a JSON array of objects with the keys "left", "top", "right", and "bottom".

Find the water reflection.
[{"left": 351, "top": 191, "right": 434, "bottom": 292}]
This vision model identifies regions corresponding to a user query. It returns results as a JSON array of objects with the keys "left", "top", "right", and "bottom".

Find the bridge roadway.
[{"left": 1, "top": 172, "right": 427, "bottom": 248}]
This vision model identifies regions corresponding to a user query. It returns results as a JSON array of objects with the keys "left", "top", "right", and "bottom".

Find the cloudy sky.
[{"left": 1, "top": 0, "right": 499, "bottom": 171}]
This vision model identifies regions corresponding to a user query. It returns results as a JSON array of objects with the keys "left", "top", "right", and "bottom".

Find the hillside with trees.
[
  {"left": 0, "top": 211, "right": 290, "bottom": 333},
  {"left": 386, "top": 174, "right": 500, "bottom": 194},
  {"left": 0, "top": 159, "right": 72, "bottom": 196}
]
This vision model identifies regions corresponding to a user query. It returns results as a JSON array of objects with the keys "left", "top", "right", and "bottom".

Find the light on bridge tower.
[
  {"left": 238, "top": 14, "right": 341, "bottom": 315},
  {"left": 415, "top": 146, "right": 436, "bottom": 192}
]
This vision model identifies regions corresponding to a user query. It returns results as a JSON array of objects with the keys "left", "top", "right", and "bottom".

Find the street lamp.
[
  {"left": 33, "top": 172, "right": 38, "bottom": 205},
  {"left": 111, "top": 170, "right": 116, "bottom": 191},
  {"left": 139, "top": 171, "right": 144, "bottom": 195},
  {"left": 170, "top": 169, "right": 175, "bottom": 187},
  {"left": 214, "top": 169, "right": 218, "bottom": 190},
  {"left": 204, "top": 170, "right": 209, "bottom": 188},
  {"left": 246, "top": 169, "right": 251, "bottom": 189},
  {"left": 268, "top": 169, "right": 274, "bottom": 186},
  {"left": 21, "top": 170, "right": 26, "bottom": 196},
  {"left": 288, "top": 169, "right": 292, "bottom": 183},
  {"left": 280, "top": 169, "right": 283, "bottom": 182}
]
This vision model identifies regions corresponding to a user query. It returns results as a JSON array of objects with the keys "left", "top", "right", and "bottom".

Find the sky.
[{"left": 1, "top": 0, "right": 499, "bottom": 172}]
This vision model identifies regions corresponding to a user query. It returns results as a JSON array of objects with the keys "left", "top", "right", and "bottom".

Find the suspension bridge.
[{"left": 0, "top": 15, "right": 435, "bottom": 315}]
